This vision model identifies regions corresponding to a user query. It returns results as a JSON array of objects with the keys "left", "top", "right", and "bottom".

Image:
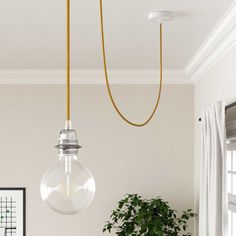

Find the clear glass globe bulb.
[{"left": 40, "top": 155, "right": 95, "bottom": 215}]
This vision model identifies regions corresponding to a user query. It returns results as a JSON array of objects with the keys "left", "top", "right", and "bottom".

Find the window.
[
  {"left": 226, "top": 107, "right": 236, "bottom": 236},
  {"left": 225, "top": 107, "right": 236, "bottom": 235},
  {"left": 227, "top": 148, "right": 236, "bottom": 236}
]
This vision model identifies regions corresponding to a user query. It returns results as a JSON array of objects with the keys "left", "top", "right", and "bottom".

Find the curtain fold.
[{"left": 199, "top": 101, "right": 228, "bottom": 236}]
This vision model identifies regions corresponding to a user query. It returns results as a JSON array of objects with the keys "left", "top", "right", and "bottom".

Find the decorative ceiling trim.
[
  {"left": 0, "top": 70, "right": 190, "bottom": 85},
  {"left": 185, "top": 1, "right": 236, "bottom": 83}
]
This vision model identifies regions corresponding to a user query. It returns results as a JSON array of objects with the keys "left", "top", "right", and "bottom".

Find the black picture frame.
[{"left": 0, "top": 188, "right": 26, "bottom": 236}]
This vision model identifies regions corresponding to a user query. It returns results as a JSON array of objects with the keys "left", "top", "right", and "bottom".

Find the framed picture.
[{"left": 0, "top": 188, "right": 26, "bottom": 236}]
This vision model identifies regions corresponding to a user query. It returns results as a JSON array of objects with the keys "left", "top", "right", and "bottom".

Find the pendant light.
[
  {"left": 40, "top": 0, "right": 95, "bottom": 215},
  {"left": 40, "top": 0, "right": 172, "bottom": 215}
]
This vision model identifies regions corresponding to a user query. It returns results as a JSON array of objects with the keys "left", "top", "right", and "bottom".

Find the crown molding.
[
  {"left": 185, "top": 1, "right": 236, "bottom": 83},
  {"left": 0, "top": 69, "right": 190, "bottom": 85}
]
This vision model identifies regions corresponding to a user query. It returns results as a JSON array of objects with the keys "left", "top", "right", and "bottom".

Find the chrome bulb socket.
[{"left": 55, "top": 121, "right": 81, "bottom": 156}]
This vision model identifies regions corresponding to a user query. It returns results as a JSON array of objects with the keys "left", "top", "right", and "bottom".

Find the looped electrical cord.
[{"left": 99, "top": 0, "right": 163, "bottom": 127}]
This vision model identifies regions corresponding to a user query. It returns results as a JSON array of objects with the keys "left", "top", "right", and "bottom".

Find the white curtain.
[{"left": 199, "top": 101, "right": 228, "bottom": 236}]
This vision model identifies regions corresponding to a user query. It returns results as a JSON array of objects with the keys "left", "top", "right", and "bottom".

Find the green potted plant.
[{"left": 103, "top": 194, "right": 196, "bottom": 236}]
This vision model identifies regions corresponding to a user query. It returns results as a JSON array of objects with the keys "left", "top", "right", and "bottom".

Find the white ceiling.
[{"left": 0, "top": 0, "right": 232, "bottom": 70}]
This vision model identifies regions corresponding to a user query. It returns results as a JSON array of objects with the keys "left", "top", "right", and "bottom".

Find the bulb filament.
[{"left": 65, "top": 156, "right": 72, "bottom": 197}]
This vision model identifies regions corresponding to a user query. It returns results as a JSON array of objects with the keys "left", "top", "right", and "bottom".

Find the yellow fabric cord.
[
  {"left": 99, "top": 0, "right": 163, "bottom": 127},
  {"left": 66, "top": 0, "right": 71, "bottom": 121}
]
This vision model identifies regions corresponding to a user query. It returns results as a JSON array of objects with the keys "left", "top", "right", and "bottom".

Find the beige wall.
[
  {"left": 194, "top": 45, "right": 236, "bottom": 233},
  {"left": 0, "top": 84, "right": 194, "bottom": 235}
]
